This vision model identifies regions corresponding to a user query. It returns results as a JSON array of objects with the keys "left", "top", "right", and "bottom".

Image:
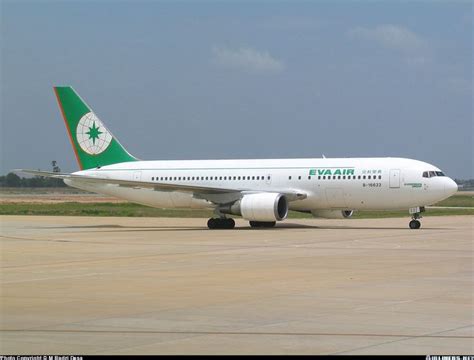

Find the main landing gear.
[
  {"left": 207, "top": 218, "right": 277, "bottom": 229},
  {"left": 249, "top": 221, "right": 276, "bottom": 228},
  {"left": 207, "top": 217, "right": 235, "bottom": 229},
  {"left": 408, "top": 206, "right": 425, "bottom": 229}
]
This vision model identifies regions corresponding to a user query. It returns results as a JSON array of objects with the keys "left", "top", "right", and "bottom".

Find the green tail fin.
[{"left": 54, "top": 86, "right": 137, "bottom": 170}]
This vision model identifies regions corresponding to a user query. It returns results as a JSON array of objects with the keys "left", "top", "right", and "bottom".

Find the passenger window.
[
  {"left": 308, "top": 176, "right": 311, "bottom": 180},
  {"left": 289, "top": 176, "right": 292, "bottom": 180},
  {"left": 318, "top": 176, "right": 321, "bottom": 180},
  {"left": 338, "top": 176, "right": 341, "bottom": 180},
  {"left": 267, "top": 176, "right": 271, "bottom": 180},
  {"left": 378, "top": 175, "right": 381, "bottom": 180},
  {"left": 363, "top": 175, "right": 366, "bottom": 179},
  {"left": 152, "top": 177, "right": 154, "bottom": 181},
  {"left": 323, "top": 176, "right": 326, "bottom": 180},
  {"left": 343, "top": 176, "right": 346, "bottom": 180},
  {"left": 368, "top": 175, "right": 371, "bottom": 180}
]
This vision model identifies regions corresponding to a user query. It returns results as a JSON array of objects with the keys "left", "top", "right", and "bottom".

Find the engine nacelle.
[
  {"left": 223, "top": 193, "right": 289, "bottom": 221},
  {"left": 311, "top": 209, "right": 354, "bottom": 219}
]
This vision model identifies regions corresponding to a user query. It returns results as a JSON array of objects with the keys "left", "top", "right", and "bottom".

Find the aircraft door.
[{"left": 389, "top": 169, "right": 400, "bottom": 188}]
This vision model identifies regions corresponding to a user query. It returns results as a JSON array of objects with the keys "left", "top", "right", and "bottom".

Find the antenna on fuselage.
[{"left": 322, "top": 154, "right": 326, "bottom": 158}]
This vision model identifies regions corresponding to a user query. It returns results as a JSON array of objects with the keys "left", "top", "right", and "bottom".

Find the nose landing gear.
[
  {"left": 408, "top": 206, "right": 425, "bottom": 229},
  {"left": 409, "top": 219, "right": 421, "bottom": 229}
]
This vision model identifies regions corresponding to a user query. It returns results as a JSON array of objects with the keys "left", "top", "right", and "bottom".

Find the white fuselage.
[{"left": 65, "top": 157, "right": 458, "bottom": 213}]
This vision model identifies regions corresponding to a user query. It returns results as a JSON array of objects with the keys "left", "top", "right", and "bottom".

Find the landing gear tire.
[
  {"left": 409, "top": 219, "right": 421, "bottom": 229},
  {"left": 207, "top": 218, "right": 235, "bottom": 229},
  {"left": 249, "top": 221, "right": 276, "bottom": 228},
  {"left": 207, "top": 218, "right": 217, "bottom": 229}
]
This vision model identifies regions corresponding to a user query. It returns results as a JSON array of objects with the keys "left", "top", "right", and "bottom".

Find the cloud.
[
  {"left": 348, "top": 24, "right": 427, "bottom": 55},
  {"left": 212, "top": 46, "right": 284, "bottom": 74}
]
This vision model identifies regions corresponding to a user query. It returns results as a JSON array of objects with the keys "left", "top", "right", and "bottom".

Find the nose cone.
[{"left": 444, "top": 178, "right": 458, "bottom": 197}]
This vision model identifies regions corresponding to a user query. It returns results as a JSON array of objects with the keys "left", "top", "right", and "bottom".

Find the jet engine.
[
  {"left": 222, "top": 193, "right": 289, "bottom": 221},
  {"left": 311, "top": 209, "right": 354, "bottom": 219}
]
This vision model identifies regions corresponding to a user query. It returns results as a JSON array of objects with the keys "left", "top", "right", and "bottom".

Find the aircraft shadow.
[{"left": 35, "top": 223, "right": 451, "bottom": 232}]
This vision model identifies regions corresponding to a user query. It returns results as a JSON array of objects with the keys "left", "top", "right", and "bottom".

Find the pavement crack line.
[
  {"left": 329, "top": 324, "right": 474, "bottom": 355},
  {"left": 0, "top": 328, "right": 472, "bottom": 339}
]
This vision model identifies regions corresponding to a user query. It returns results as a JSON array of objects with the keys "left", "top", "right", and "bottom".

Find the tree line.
[
  {"left": 455, "top": 179, "right": 474, "bottom": 191},
  {"left": 0, "top": 172, "right": 66, "bottom": 187},
  {"left": 1, "top": 160, "right": 66, "bottom": 188}
]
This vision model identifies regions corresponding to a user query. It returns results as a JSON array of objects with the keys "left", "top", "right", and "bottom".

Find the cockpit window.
[{"left": 423, "top": 170, "right": 446, "bottom": 178}]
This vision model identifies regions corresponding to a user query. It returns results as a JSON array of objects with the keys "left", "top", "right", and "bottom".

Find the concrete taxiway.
[{"left": 1, "top": 215, "right": 473, "bottom": 354}]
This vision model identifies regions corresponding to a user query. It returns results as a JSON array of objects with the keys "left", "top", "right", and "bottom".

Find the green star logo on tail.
[
  {"left": 86, "top": 121, "right": 103, "bottom": 145},
  {"left": 76, "top": 112, "right": 113, "bottom": 155}
]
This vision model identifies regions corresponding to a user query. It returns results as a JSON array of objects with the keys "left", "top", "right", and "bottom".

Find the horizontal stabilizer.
[{"left": 14, "top": 169, "right": 71, "bottom": 178}]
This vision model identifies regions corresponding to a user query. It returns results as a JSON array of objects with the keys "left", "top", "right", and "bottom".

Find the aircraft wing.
[{"left": 15, "top": 169, "right": 307, "bottom": 204}]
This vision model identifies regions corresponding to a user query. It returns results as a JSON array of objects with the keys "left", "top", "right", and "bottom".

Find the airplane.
[{"left": 17, "top": 86, "right": 458, "bottom": 230}]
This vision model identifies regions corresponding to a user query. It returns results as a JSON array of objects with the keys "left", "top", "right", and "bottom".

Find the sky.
[{"left": 1, "top": 0, "right": 472, "bottom": 178}]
